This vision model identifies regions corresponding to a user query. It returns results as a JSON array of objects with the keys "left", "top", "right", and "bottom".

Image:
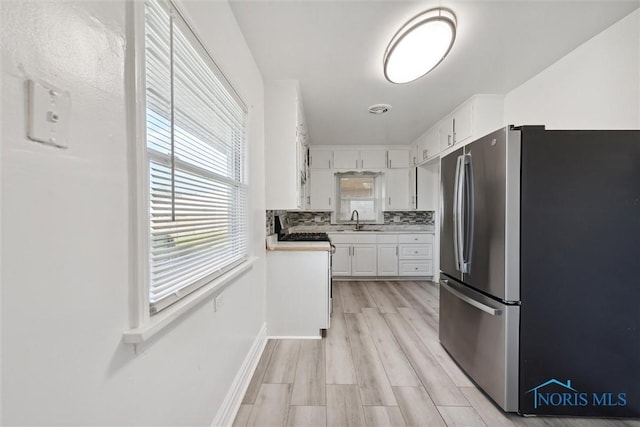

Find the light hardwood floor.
[{"left": 234, "top": 281, "right": 640, "bottom": 427}]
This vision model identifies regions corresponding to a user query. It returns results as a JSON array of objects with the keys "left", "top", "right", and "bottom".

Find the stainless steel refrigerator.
[{"left": 439, "top": 125, "right": 640, "bottom": 417}]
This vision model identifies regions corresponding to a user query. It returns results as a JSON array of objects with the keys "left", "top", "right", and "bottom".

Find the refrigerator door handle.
[
  {"left": 462, "top": 154, "right": 474, "bottom": 273},
  {"left": 453, "top": 155, "right": 464, "bottom": 272},
  {"left": 441, "top": 280, "right": 502, "bottom": 316}
]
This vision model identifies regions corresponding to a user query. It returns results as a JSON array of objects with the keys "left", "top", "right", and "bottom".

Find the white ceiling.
[{"left": 229, "top": 1, "right": 639, "bottom": 146}]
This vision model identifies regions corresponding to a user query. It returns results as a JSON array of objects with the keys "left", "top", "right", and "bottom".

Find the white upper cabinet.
[
  {"left": 387, "top": 149, "right": 410, "bottom": 168},
  {"left": 415, "top": 130, "right": 437, "bottom": 164},
  {"left": 265, "top": 80, "right": 308, "bottom": 210},
  {"left": 385, "top": 169, "right": 410, "bottom": 211},
  {"left": 439, "top": 112, "right": 455, "bottom": 152},
  {"left": 416, "top": 162, "right": 439, "bottom": 211},
  {"left": 452, "top": 100, "right": 473, "bottom": 145},
  {"left": 438, "top": 95, "right": 504, "bottom": 155},
  {"left": 308, "top": 148, "right": 333, "bottom": 169},
  {"left": 333, "top": 149, "right": 387, "bottom": 170},
  {"left": 360, "top": 150, "right": 387, "bottom": 169},
  {"left": 308, "top": 169, "right": 334, "bottom": 211},
  {"left": 332, "top": 150, "right": 360, "bottom": 169}
]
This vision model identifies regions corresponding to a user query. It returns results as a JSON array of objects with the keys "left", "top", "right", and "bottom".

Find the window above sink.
[{"left": 333, "top": 172, "right": 383, "bottom": 224}]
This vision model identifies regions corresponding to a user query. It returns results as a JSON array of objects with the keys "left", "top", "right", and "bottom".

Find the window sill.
[{"left": 122, "top": 256, "right": 257, "bottom": 344}]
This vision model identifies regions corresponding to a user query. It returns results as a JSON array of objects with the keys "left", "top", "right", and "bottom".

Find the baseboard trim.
[
  {"left": 267, "top": 335, "right": 321, "bottom": 340},
  {"left": 211, "top": 322, "right": 267, "bottom": 427}
]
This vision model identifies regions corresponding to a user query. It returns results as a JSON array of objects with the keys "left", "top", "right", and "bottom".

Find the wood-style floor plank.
[
  {"left": 365, "top": 281, "right": 399, "bottom": 313},
  {"left": 460, "top": 387, "right": 515, "bottom": 427},
  {"left": 332, "top": 281, "right": 344, "bottom": 314},
  {"left": 406, "top": 281, "right": 440, "bottom": 310},
  {"left": 246, "top": 383, "right": 292, "bottom": 427},
  {"left": 263, "top": 339, "right": 301, "bottom": 384},
  {"left": 385, "top": 313, "right": 469, "bottom": 406},
  {"left": 344, "top": 313, "right": 397, "bottom": 406},
  {"left": 292, "top": 339, "right": 326, "bottom": 405},
  {"left": 393, "top": 386, "right": 446, "bottom": 427},
  {"left": 362, "top": 307, "right": 421, "bottom": 386},
  {"left": 437, "top": 406, "right": 487, "bottom": 427},
  {"left": 326, "top": 384, "right": 366, "bottom": 427},
  {"left": 398, "top": 307, "right": 473, "bottom": 387},
  {"left": 286, "top": 406, "right": 327, "bottom": 427},
  {"left": 325, "top": 312, "right": 357, "bottom": 385},
  {"left": 243, "top": 339, "right": 277, "bottom": 404},
  {"left": 389, "top": 281, "right": 433, "bottom": 313},
  {"left": 363, "top": 406, "right": 407, "bottom": 427},
  {"left": 232, "top": 404, "right": 253, "bottom": 427},
  {"left": 340, "top": 281, "right": 376, "bottom": 313}
]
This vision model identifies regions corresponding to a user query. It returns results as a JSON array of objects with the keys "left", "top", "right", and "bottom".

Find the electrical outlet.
[
  {"left": 315, "top": 215, "right": 322, "bottom": 222},
  {"left": 394, "top": 215, "right": 401, "bottom": 223},
  {"left": 214, "top": 292, "right": 225, "bottom": 311}
]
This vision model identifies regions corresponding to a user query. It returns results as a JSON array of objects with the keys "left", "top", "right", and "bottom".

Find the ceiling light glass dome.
[{"left": 384, "top": 8, "right": 457, "bottom": 84}]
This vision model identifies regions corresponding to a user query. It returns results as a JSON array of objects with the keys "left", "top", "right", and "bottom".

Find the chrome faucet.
[{"left": 350, "top": 209, "right": 361, "bottom": 230}]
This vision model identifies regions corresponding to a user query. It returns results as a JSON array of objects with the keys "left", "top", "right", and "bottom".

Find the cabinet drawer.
[
  {"left": 399, "top": 261, "right": 432, "bottom": 276},
  {"left": 328, "top": 233, "right": 377, "bottom": 244},
  {"left": 377, "top": 234, "right": 398, "bottom": 244},
  {"left": 399, "top": 244, "right": 432, "bottom": 259},
  {"left": 398, "top": 233, "right": 433, "bottom": 244}
]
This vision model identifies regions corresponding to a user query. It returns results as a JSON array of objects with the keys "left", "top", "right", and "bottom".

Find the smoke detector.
[{"left": 368, "top": 104, "right": 392, "bottom": 114}]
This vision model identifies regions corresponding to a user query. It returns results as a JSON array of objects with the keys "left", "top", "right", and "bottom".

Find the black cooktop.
[{"left": 278, "top": 232, "right": 330, "bottom": 242}]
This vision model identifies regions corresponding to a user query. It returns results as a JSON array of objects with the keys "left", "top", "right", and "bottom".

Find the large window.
[
  {"left": 335, "top": 173, "right": 382, "bottom": 223},
  {"left": 144, "top": 0, "right": 248, "bottom": 314}
]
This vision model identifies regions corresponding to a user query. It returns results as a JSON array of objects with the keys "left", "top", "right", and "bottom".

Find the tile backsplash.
[
  {"left": 383, "top": 211, "right": 434, "bottom": 224},
  {"left": 266, "top": 210, "right": 434, "bottom": 234}
]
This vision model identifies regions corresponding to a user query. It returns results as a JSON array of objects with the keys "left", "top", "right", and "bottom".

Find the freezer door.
[
  {"left": 439, "top": 147, "right": 464, "bottom": 281},
  {"left": 462, "top": 128, "right": 520, "bottom": 302},
  {"left": 439, "top": 277, "right": 520, "bottom": 412}
]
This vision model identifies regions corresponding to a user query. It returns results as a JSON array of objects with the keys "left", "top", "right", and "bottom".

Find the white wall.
[
  {"left": 1, "top": 1, "right": 265, "bottom": 425},
  {"left": 504, "top": 9, "right": 640, "bottom": 129}
]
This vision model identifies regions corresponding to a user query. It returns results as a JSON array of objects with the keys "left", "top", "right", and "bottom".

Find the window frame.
[
  {"left": 125, "top": 0, "right": 254, "bottom": 341},
  {"left": 333, "top": 172, "right": 384, "bottom": 225}
]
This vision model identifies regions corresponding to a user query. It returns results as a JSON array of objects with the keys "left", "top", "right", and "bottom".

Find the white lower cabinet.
[
  {"left": 267, "top": 249, "right": 330, "bottom": 337},
  {"left": 398, "top": 233, "right": 433, "bottom": 276},
  {"left": 329, "top": 232, "right": 433, "bottom": 278},
  {"left": 332, "top": 244, "right": 352, "bottom": 276},
  {"left": 351, "top": 245, "right": 377, "bottom": 276},
  {"left": 377, "top": 245, "right": 398, "bottom": 276}
]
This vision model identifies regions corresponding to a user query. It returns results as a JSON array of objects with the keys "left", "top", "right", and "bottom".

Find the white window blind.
[{"left": 144, "top": 0, "right": 249, "bottom": 314}]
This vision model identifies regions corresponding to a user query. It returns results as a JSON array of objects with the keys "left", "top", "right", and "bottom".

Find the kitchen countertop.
[
  {"left": 289, "top": 224, "right": 435, "bottom": 234},
  {"left": 265, "top": 234, "right": 332, "bottom": 252}
]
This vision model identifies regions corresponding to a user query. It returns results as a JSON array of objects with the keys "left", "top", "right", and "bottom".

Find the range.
[{"left": 278, "top": 232, "right": 331, "bottom": 242}]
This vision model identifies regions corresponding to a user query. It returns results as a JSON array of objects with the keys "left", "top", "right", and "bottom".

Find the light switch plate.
[{"left": 27, "top": 79, "right": 71, "bottom": 148}]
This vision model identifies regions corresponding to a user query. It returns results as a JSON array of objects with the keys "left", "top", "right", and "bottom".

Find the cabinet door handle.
[
  {"left": 328, "top": 159, "right": 331, "bottom": 168},
  {"left": 389, "top": 159, "right": 392, "bottom": 168},
  {"left": 328, "top": 197, "right": 331, "bottom": 207},
  {"left": 453, "top": 132, "right": 457, "bottom": 143},
  {"left": 396, "top": 246, "right": 398, "bottom": 256},
  {"left": 448, "top": 134, "right": 452, "bottom": 146}
]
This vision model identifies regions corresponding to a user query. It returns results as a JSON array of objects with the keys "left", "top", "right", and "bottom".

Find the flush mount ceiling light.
[{"left": 383, "top": 7, "right": 457, "bottom": 84}]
